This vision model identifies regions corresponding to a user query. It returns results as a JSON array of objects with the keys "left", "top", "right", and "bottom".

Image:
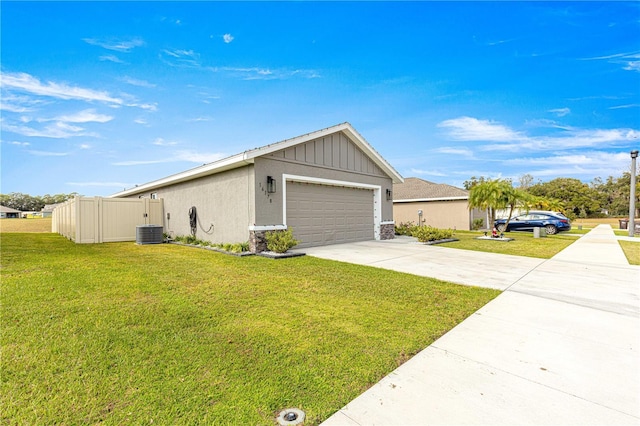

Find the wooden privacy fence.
[{"left": 53, "top": 197, "right": 164, "bottom": 243}]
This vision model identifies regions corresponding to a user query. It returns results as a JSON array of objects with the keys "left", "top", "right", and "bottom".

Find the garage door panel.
[{"left": 287, "top": 181, "right": 374, "bottom": 248}]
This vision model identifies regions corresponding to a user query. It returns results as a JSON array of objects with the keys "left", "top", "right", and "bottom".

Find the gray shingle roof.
[
  {"left": 393, "top": 177, "right": 468, "bottom": 201},
  {"left": 0, "top": 205, "right": 22, "bottom": 213}
]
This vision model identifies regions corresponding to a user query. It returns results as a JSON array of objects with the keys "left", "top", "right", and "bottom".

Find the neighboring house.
[
  {"left": 392, "top": 177, "right": 486, "bottom": 231},
  {"left": 42, "top": 203, "right": 62, "bottom": 218},
  {"left": 110, "top": 123, "right": 403, "bottom": 251},
  {"left": 0, "top": 205, "right": 22, "bottom": 219}
]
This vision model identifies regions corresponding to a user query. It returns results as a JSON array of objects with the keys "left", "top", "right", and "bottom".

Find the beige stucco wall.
[
  {"left": 127, "top": 166, "right": 254, "bottom": 244},
  {"left": 393, "top": 200, "right": 472, "bottom": 230}
]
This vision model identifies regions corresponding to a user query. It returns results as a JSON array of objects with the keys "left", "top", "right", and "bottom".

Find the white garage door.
[{"left": 286, "top": 181, "right": 374, "bottom": 248}]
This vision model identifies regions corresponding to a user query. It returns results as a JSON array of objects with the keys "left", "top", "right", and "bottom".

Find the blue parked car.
[{"left": 494, "top": 211, "right": 571, "bottom": 235}]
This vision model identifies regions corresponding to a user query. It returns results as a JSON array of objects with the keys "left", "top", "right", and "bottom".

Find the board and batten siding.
[{"left": 269, "top": 132, "right": 387, "bottom": 177}]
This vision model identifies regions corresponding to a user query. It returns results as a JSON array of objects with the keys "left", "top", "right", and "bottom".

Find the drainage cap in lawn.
[{"left": 277, "top": 408, "right": 305, "bottom": 425}]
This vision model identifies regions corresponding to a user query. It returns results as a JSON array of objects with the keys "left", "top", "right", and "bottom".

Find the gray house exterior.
[
  {"left": 0, "top": 205, "right": 22, "bottom": 219},
  {"left": 110, "top": 123, "right": 403, "bottom": 251}
]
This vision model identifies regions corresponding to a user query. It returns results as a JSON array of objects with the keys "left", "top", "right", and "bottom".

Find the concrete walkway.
[{"left": 305, "top": 225, "right": 640, "bottom": 425}]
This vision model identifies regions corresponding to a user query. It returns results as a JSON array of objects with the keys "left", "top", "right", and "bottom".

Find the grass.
[
  {"left": 1, "top": 233, "right": 499, "bottom": 425},
  {"left": 441, "top": 230, "right": 577, "bottom": 259},
  {"left": 1, "top": 217, "right": 53, "bottom": 233},
  {"left": 572, "top": 217, "right": 626, "bottom": 228},
  {"left": 620, "top": 241, "right": 640, "bottom": 265}
]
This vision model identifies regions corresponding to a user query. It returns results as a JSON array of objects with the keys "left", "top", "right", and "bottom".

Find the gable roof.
[
  {"left": 393, "top": 177, "right": 469, "bottom": 202},
  {"left": 0, "top": 205, "right": 22, "bottom": 213},
  {"left": 110, "top": 123, "right": 403, "bottom": 198}
]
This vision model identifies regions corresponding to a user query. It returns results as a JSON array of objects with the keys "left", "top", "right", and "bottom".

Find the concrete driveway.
[
  {"left": 295, "top": 235, "right": 545, "bottom": 291},
  {"left": 294, "top": 226, "right": 640, "bottom": 425}
]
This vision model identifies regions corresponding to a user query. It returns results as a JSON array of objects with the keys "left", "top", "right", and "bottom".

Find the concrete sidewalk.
[{"left": 311, "top": 225, "right": 640, "bottom": 425}]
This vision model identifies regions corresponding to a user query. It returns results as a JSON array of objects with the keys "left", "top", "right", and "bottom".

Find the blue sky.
[{"left": 1, "top": 1, "right": 639, "bottom": 197}]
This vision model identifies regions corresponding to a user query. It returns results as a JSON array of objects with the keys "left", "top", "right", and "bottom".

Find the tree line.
[
  {"left": 464, "top": 172, "right": 640, "bottom": 221},
  {"left": 0, "top": 192, "right": 80, "bottom": 212}
]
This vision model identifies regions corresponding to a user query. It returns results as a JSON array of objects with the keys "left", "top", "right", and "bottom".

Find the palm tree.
[
  {"left": 469, "top": 179, "right": 531, "bottom": 232},
  {"left": 468, "top": 179, "right": 510, "bottom": 228},
  {"left": 500, "top": 185, "right": 532, "bottom": 231}
]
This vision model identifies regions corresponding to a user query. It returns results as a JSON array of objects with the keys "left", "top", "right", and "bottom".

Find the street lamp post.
[{"left": 630, "top": 150, "right": 639, "bottom": 238}]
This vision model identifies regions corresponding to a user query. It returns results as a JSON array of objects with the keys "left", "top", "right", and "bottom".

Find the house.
[
  {"left": 110, "top": 123, "right": 403, "bottom": 251},
  {"left": 42, "top": 203, "right": 63, "bottom": 218},
  {"left": 0, "top": 205, "right": 22, "bottom": 219},
  {"left": 392, "top": 177, "right": 486, "bottom": 230}
]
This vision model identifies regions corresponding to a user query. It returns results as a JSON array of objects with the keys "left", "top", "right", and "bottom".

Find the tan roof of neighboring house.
[
  {"left": 393, "top": 177, "right": 469, "bottom": 201},
  {"left": 0, "top": 205, "right": 22, "bottom": 213}
]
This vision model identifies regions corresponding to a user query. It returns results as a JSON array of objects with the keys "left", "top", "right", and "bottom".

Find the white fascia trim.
[
  {"left": 282, "top": 174, "right": 384, "bottom": 240},
  {"left": 248, "top": 224, "right": 287, "bottom": 231},
  {"left": 394, "top": 196, "right": 469, "bottom": 203}
]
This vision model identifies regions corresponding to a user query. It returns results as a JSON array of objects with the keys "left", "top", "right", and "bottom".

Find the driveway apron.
[{"left": 306, "top": 225, "right": 640, "bottom": 425}]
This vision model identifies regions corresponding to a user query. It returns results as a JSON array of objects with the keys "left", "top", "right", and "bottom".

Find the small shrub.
[
  {"left": 395, "top": 221, "right": 415, "bottom": 236},
  {"left": 184, "top": 235, "right": 198, "bottom": 245},
  {"left": 472, "top": 218, "right": 484, "bottom": 231},
  {"left": 411, "top": 226, "right": 453, "bottom": 243},
  {"left": 265, "top": 229, "right": 299, "bottom": 253}
]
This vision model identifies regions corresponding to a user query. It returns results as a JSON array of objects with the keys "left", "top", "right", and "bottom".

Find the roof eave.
[
  {"left": 394, "top": 196, "right": 469, "bottom": 203},
  {"left": 109, "top": 152, "right": 251, "bottom": 198}
]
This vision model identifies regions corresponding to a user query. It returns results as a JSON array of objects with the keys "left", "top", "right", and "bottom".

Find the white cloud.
[
  {"left": 152, "top": 138, "right": 178, "bottom": 146},
  {"left": 439, "top": 116, "right": 639, "bottom": 152},
  {"left": 112, "top": 150, "right": 226, "bottom": 166},
  {"left": 48, "top": 109, "right": 113, "bottom": 123},
  {"left": 127, "top": 102, "right": 158, "bottom": 111},
  {"left": 175, "top": 150, "right": 226, "bottom": 164},
  {"left": 121, "top": 76, "right": 156, "bottom": 88},
  {"left": 409, "top": 168, "right": 447, "bottom": 177},
  {"left": 581, "top": 50, "right": 640, "bottom": 72},
  {"left": 432, "top": 147, "right": 474, "bottom": 158},
  {"left": 0, "top": 102, "right": 36, "bottom": 113},
  {"left": 28, "top": 150, "right": 68, "bottom": 156},
  {"left": 1, "top": 72, "right": 123, "bottom": 105},
  {"left": 548, "top": 107, "right": 570, "bottom": 117},
  {"left": 134, "top": 118, "right": 148, "bottom": 125},
  {"left": 83, "top": 37, "right": 145, "bottom": 52},
  {"left": 505, "top": 151, "right": 630, "bottom": 166},
  {"left": 223, "top": 34, "right": 234, "bottom": 43},
  {"left": 99, "top": 55, "right": 124, "bottom": 63},
  {"left": 79, "top": 144, "right": 91, "bottom": 149},
  {"left": 623, "top": 61, "right": 640, "bottom": 72},
  {"left": 1, "top": 122, "right": 95, "bottom": 139},
  {"left": 6, "top": 141, "right": 30, "bottom": 146},
  {"left": 212, "top": 66, "right": 320, "bottom": 80},
  {"left": 609, "top": 104, "right": 640, "bottom": 110},
  {"left": 437, "top": 116, "right": 524, "bottom": 142},
  {"left": 187, "top": 116, "right": 213, "bottom": 122},
  {"left": 161, "top": 49, "right": 200, "bottom": 67}
]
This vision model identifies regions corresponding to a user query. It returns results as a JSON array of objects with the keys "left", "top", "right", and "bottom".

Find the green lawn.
[
  {"left": 441, "top": 230, "right": 578, "bottom": 258},
  {"left": 620, "top": 240, "right": 640, "bottom": 265},
  {"left": 1, "top": 233, "right": 499, "bottom": 425}
]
